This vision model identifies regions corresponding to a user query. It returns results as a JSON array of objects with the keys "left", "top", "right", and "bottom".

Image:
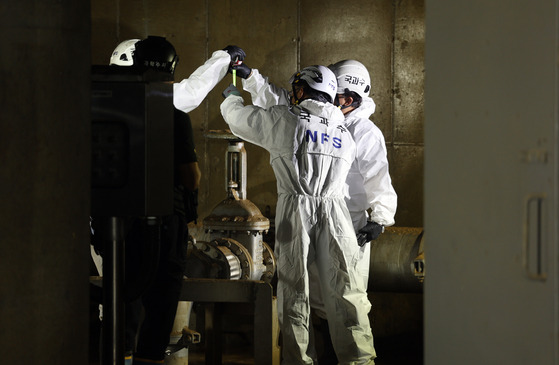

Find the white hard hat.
[
  {"left": 290, "top": 65, "right": 338, "bottom": 103},
  {"left": 329, "top": 59, "right": 371, "bottom": 97},
  {"left": 109, "top": 39, "right": 140, "bottom": 66}
]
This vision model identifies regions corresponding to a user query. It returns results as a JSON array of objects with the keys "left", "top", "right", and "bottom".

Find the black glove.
[
  {"left": 356, "top": 221, "right": 384, "bottom": 246},
  {"left": 232, "top": 63, "right": 252, "bottom": 79},
  {"left": 223, "top": 45, "right": 246, "bottom": 64}
]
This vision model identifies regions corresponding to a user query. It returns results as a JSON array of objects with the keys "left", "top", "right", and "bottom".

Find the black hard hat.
[{"left": 133, "top": 35, "right": 179, "bottom": 74}]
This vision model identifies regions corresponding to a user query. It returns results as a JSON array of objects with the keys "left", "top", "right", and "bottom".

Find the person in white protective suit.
[
  {"left": 220, "top": 64, "right": 376, "bottom": 365},
  {"left": 109, "top": 37, "right": 246, "bottom": 114},
  {"left": 231, "top": 59, "right": 397, "bottom": 364},
  {"left": 172, "top": 46, "right": 245, "bottom": 113},
  {"left": 108, "top": 40, "right": 244, "bottom": 193}
]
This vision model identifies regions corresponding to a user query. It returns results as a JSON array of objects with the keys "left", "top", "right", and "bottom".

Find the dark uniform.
[{"left": 124, "top": 109, "right": 198, "bottom": 362}]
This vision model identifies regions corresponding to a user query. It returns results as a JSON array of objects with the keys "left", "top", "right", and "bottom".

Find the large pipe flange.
[
  {"left": 260, "top": 241, "right": 276, "bottom": 283},
  {"left": 210, "top": 238, "right": 254, "bottom": 280},
  {"left": 192, "top": 240, "right": 242, "bottom": 279}
]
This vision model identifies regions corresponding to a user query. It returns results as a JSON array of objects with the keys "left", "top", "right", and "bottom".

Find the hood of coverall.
[
  {"left": 349, "top": 96, "right": 376, "bottom": 121},
  {"left": 298, "top": 99, "right": 346, "bottom": 126}
]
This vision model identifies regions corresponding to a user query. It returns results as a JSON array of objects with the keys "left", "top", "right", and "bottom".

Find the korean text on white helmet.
[
  {"left": 329, "top": 59, "right": 371, "bottom": 98},
  {"left": 109, "top": 39, "right": 140, "bottom": 66},
  {"left": 290, "top": 65, "right": 338, "bottom": 103}
]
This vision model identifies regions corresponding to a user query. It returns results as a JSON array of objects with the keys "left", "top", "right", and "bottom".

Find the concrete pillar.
[{"left": 0, "top": 1, "right": 91, "bottom": 363}]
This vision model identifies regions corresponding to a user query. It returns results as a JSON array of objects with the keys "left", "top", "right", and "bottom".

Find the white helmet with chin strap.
[
  {"left": 290, "top": 65, "right": 338, "bottom": 103},
  {"left": 109, "top": 39, "right": 140, "bottom": 66},
  {"left": 329, "top": 59, "right": 371, "bottom": 98}
]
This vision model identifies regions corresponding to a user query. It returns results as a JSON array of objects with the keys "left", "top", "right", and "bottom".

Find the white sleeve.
[
  {"left": 358, "top": 127, "right": 398, "bottom": 227},
  {"left": 220, "top": 95, "right": 283, "bottom": 151},
  {"left": 241, "top": 69, "right": 290, "bottom": 109},
  {"left": 173, "top": 50, "right": 231, "bottom": 113}
]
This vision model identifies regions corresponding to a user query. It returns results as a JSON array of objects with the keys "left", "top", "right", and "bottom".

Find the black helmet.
[{"left": 133, "top": 35, "right": 179, "bottom": 74}]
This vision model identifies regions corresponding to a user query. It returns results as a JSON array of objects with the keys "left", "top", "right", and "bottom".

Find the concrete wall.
[
  {"left": 91, "top": 0, "right": 425, "bottom": 229},
  {"left": 0, "top": 1, "right": 424, "bottom": 360}
]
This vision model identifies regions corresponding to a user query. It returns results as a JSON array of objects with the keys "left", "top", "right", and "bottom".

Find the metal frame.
[{"left": 180, "top": 278, "right": 280, "bottom": 365}]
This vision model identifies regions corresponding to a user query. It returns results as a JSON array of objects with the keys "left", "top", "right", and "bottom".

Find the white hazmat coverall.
[
  {"left": 242, "top": 69, "right": 397, "bottom": 291},
  {"left": 242, "top": 68, "right": 397, "bottom": 230},
  {"left": 173, "top": 50, "right": 231, "bottom": 113},
  {"left": 339, "top": 96, "right": 397, "bottom": 293},
  {"left": 220, "top": 93, "right": 376, "bottom": 364}
]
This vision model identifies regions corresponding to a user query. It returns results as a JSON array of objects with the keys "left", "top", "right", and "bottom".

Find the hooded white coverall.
[
  {"left": 173, "top": 50, "right": 231, "bottom": 113},
  {"left": 338, "top": 96, "right": 397, "bottom": 294},
  {"left": 241, "top": 68, "right": 397, "bottom": 361},
  {"left": 221, "top": 94, "right": 376, "bottom": 365},
  {"left": 241, "top": 70, "right": 397, "bottom": 287},
  {"left": 242, "top": 69, "right": 396, "bottom": 232}
]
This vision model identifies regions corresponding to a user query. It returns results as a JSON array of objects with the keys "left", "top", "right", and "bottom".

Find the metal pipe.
[
  {"left": 102, "top": 216, "right": 125, "bottom": 365},
  {"left": 368, "top": 227, "right": 424, "bottom": 293},
  {"left": 225, "top": 141, "right": 247, "bottom": 199}
]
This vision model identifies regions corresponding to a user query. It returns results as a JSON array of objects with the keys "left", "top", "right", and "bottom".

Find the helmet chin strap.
[
  {"left": 335, "top": 95, "right": 352, "bottom": 109},
  {"left": 335, "top": 94, "right": 359, "bottom": 110}
]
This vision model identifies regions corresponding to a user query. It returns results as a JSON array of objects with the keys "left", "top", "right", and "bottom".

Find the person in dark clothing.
[
  {"left": 124, "top": 109, "right": 200, "bottom": 364},
  {"left": 93, "top": 36, "right": 242, "bottom": 364}
]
